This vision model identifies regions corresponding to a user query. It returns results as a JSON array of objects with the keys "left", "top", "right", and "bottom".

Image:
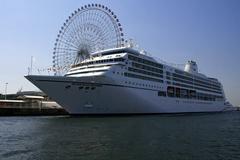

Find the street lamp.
[{"left": 5, "top": 83, "right": 8, "bottom": 100}]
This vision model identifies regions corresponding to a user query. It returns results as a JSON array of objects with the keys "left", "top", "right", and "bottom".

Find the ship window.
[
  {"left": 175, "top": 88, "right": 180, "bottom": 97},
  {"left": 189, "top": 90, "right": 196, "bottom": 99},
  {"left": 167, "top": 86, "right": 174, "bottom": 97},
  {"left": 166, "top": 85, "right": 222, "bottom": 101},
  {"left": 128, "top": 55, "right": 163, "bottom": 68},
  {"left": 132, "top": 62, "right": 163, "bottom": 74},
  {"left": 180, "top": 89, "right": 188, "bottom": 98},
  {"left": 79, "top": 86, "right": 84, "bottom": 90},
  {"left": 101, "top": 51, "right": 124, "bottom": 56},
  {"left": 128, "top": 67, "right": 163, "bottom": 78},
  {"left": 85, "top": 87, "right": 90, "bottom": 90},
  {"left": 124, "top": 72, "right": 163, "bottom": 83},
  {"left": 158, "top": 91, "right": 166, "bottom": 97},
  {"left": 91, "top": 87, "right": 96, "bottom": 90},
  {"left": 114, "top": 58, "right": 124, "bottom": 62},
  {"left": 65, "top": 85, "right": 71, "bottom": 89}
]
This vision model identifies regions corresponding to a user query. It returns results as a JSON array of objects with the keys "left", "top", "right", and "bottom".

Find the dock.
[{"left": 0, "top": 91, "right": 68, "bottom": 116}]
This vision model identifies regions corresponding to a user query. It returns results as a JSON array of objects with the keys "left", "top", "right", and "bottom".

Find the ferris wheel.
[{"left": 52, "top": 4, "right": 125, "bottom": 75}]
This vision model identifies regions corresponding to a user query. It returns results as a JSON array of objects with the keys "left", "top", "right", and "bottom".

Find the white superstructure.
[{"left": 26, "top": 47, "right": 231, "bottom": 114}]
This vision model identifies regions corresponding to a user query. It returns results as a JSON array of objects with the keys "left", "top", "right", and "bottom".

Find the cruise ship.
[{"left": 26, "top": 46, "right": 230, "bottom": 114}]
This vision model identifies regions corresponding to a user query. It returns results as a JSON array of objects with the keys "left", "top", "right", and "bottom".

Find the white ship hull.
[{"left": 26, "top": 75, "right": 226, "bottom": 114}]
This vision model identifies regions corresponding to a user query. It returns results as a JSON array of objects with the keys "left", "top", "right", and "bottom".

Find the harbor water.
[{"left": 0, "top": 112, "right": 240, "bottom": 160}]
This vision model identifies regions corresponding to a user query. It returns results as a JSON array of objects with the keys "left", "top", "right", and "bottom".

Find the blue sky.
[{"left": 0, "top": 0, "right": 239, "bottom": 105}]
